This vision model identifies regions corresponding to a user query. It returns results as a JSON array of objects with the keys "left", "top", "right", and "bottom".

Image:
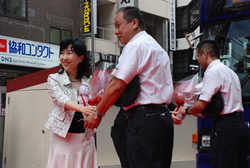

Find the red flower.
[
  {"left": 175, "top": 98, "right": 184, "bottom": 110},
  {"left": 88, "top": 96, "right": 102, "bottom": 105}
]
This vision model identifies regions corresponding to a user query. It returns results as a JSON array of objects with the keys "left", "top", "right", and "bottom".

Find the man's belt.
[
  {"left": 125, "top": 103, "right": 168, "bottom": 118},
  {"left": 130, "top": 103, "right": 167, "bottom": 111},
  {"left": 215, "top": 112, "right": 243, "bottom": 120}
]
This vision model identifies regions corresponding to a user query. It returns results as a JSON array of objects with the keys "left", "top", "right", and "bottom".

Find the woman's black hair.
[{"left": 58, "top": 38, "right": 91, "bottom": 79}]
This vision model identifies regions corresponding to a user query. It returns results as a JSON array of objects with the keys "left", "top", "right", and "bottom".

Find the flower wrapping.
[
  {"left": 89, "top": 69, "right": 113, "bottom": 104},
  {"left": 173, "top": 73, "right": 202, "bottom": 120},
  {"left": 79, "top": 84, "right": 89, "bottom": 106},
  {"left": 173, "top": 73, "right": 201, "bottom": 107},
  {"left": 78, "top": 68, "right": 113, "bottom": 138},
  {"left": 78, "top": 84, "right": 96, "bottom": 139}
]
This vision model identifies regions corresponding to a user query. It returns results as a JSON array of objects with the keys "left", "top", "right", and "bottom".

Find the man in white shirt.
[
  {"left": 174, "top": 40, "right": 248, "bottom": 168},
  {"left": 85, "top": 6, "right": 174, "bottom": 168}
]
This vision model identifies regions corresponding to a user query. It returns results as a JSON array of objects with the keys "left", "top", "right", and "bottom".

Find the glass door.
[{"left": 0, "top": 86, "right": 6, "bottom": 116}]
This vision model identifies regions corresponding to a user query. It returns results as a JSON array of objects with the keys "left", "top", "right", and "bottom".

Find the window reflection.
[
  {"left": 203, "top": 19, "right": 250, "bottom": 103},
  {"left": 1, "top": 0, "right": 26, "bottom": 18},
  {"left": 0, "top": 0, "right": 4, "bottom": 14},
  {"left": 50, "top": 27, "right": 72, "bottom": 45},
  {"left": 6, "top": 0, "right": 26, "bottom": 18}
]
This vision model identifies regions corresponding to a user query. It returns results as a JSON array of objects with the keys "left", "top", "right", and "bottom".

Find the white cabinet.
[{"left": 2, "top": 83, "right": 52, "bottom": 168}]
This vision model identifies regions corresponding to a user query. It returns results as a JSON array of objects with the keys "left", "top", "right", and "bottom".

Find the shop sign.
[
  {"left": 83, "top": 0, "right": 91, "bottom": 34},
  {"left": 0, "top": 35, "right": 59, "bottom": 69},
  {"left": 83, "top": 0, "right": 96, "bottom": 35},
  {"left": 118, "top": 0, "right": 138, "bottom": 8},
  {"left": 169, "top": 0, "right": 176, "bottom": 51}
]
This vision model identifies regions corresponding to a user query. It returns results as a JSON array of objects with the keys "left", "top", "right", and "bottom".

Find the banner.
[{"left": 0, "top": 35, "right": 59, "bottom": 69}]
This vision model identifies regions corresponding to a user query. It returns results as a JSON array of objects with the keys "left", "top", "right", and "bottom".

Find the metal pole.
[
  {"left": 91, "top": 0, "right": 95, "bottom": 75},
  {"left": 90, "top": 0, "right": 98, "bottom": 154}
]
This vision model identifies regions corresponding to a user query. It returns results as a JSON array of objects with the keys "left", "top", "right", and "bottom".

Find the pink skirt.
[{"left": 47, "top": 133, "right": 98, "bottom": 168}]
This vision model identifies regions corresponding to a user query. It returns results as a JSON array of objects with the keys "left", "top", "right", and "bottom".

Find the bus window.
[
  {"left": 203, "top": 19, "right": 250, "bottom": 104},
  {"left": 223, "top": 19, "right": 250, "bottom": 104}
]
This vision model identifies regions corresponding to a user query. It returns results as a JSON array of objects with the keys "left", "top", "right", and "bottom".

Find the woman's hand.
[
  {"left": 171, "top": 106, "right": 186, "bottom": 125},
  {"left": 84, "top": 112, "right": 102, "bottom": 129},
  {"left": 172, "top": 110, "right": 183, "bottom": 125},
  {"left": 80, "top": 105, "right": 96, "bottom": 116}
]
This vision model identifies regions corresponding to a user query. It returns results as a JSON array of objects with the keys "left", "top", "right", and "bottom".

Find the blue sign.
[
  {"left": 0, "top": 35, "right": 59, "bottom": 69},
  {"left": 8, "top": 40, "right": 54, "bottom": 58}
]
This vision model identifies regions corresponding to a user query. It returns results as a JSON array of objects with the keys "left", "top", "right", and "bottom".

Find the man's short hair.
[
  {"left": 117, "top": 6, "right": 145, "bottom": 30},
  {"left": 197, "top": 40, "right": 220, "bottom": 58}
]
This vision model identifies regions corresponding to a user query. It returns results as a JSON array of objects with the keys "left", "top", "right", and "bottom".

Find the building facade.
[{"left": 0, "top": 0, "right": 81, "bottom": 115}]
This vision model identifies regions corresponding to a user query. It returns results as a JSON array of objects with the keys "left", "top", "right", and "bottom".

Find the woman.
[{"left": 45, "top": 38, "right": 98, "bottom": 168}]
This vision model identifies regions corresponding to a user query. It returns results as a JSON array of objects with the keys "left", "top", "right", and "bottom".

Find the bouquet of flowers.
[
  {"left": 78, "top": 62, "right": 114, "bottom": 139},
  {"left": 173, "top": 73, "right": 202, "bottom": 120},
  {"left": 78, "top": 84, "right": 96, "bottom": 140}
]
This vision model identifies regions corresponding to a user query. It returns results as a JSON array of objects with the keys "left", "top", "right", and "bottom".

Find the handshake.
[
  {"left": 172, "top": 73, "right": 201, "bottom": 125},
  {"left": 171, "top": 105, "right": 187, "bottom": 125},
  {"left": 171, "top": 98, "right": 187, "bottom": 125}
]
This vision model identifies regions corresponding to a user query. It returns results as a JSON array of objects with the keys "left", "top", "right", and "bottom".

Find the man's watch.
[
  {"left": 93, "top": 109, "right": 103, "bottom": 120},
  {"left": 185, "top": 107, "right": 190, "bottom": 115}
]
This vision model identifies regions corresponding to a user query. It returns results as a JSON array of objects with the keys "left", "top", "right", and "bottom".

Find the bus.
[{"left": 196, "top": 0, "right": 250, "bottom": 167}]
